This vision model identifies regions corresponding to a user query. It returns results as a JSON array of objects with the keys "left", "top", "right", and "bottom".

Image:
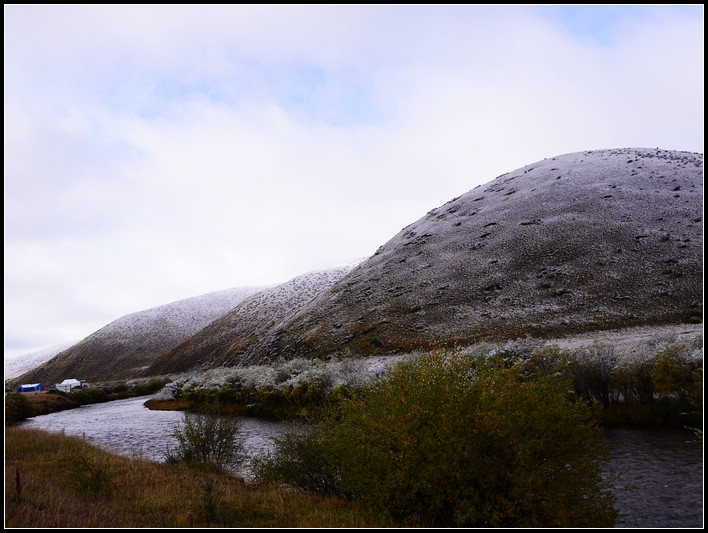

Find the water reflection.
[{"left": 601, "top": 425, "right": 703, "bottom": 528}]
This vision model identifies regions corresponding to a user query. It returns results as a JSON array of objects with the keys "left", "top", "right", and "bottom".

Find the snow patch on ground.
[{"left": 544, "top": 323, "right": 704, "bottom": 351}]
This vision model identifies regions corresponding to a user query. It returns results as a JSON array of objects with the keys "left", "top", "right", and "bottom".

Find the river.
[{"left": 18, "top": 396, "right": 703, "bottom": 528}]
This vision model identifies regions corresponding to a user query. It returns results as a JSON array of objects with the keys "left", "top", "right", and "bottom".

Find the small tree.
[
  {"left": 651, "top": 341, "right": 702, "bottom": 402},
  {"left": 168, "top": 407, "right": 245, "bottom": 471},
  {"left": 252, "top": 424, "right": 340, "bottom": 496},
  {"left": 4, "top": 393, "right": 33, "bottom": 426},
  {"left": 569, "top": 343, "right": 619, "bottom": 407},
  {"left": 322, "top": 350, "right": 616, "bottom": 527}
]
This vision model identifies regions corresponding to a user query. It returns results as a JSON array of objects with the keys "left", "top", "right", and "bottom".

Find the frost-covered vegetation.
[
  {"left": 149, "top": 330, "right": 702, "bottom": 425},
  {"left": 246, "top": 334, "right": 701, "bottom": 526},
  {"left": 488, "top": 331, "right": 702, "bottom": 406},
  {"left": 150, "top": 355, "right": 404, "bottom": 418}
]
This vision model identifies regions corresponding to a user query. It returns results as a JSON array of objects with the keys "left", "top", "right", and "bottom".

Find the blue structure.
[{"left": 17, "top": 383, "right": 43, "bottom": 392}]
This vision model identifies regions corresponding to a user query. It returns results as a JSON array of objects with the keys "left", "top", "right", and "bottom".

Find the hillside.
[
  {"left": 144, "top": 262, "right": 362, "bottom": 375},
  {"left": 4, "top": 341, "right": 77, "bottom": 381},
  {"left": 234, "top": 148, "right": 702, "bottom": 362},
  {"left": 11, "top": 148, "right": 703, "bottom": 382},
  {"left": 10, "top": 286, "right": 264, "bottom": 386}
]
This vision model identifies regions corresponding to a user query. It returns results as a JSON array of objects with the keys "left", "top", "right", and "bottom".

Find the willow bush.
[
  {"left": 257, "top": 350, "right": 617, "bottom": 527},
  {"left": 251, "top": 423, "right": 340, "bottom": 496},
  {"left": 166, "top": 406, "right": 246, "bottom": 471}
]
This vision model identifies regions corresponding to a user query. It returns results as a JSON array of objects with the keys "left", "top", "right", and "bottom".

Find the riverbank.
[
  {"left": 6, "top": 391, "right": 79, "bottom": 417},
  {"left": 7, "top": 325, "right": 702, "bottom": 428},
  {"left": 4, "top": 426, "right": 396, "bottom": 528},
  {"left": 8, "top": 381, "right": 703, "bottom": 527},
  {"left": 5, "top": 377, "right": 173, "bottom": 426},
  {"left": 141, "top": 327, "right": 702, "bottom": 426},
  {"left": 4, "top": 389, "right": 154, "bottom": 426}
]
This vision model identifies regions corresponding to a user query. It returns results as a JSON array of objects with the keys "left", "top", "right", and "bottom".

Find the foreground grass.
[{"left": 5, "top": 427, "right": 396, "bottom": 528}]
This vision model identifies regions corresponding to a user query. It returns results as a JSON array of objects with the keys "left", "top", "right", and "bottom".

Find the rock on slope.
[
  {"left": 12, "top": 286, "right": 264, "bottom": 385},
  {"left": 241, "top": 148, "right": 702, "bottom": 362},
  {"left": 144, "top": 262, "right": 362, "bottom": 375}
]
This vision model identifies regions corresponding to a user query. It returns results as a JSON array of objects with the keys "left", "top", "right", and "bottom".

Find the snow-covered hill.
[
  {"left": 243, "top": 148, "right": 703, "bottom": 361},
  {"left": 12, "top": 148, "right": 703, "bottom": 382},
  {"left": 10, "top": 286, "right": 265, "bottom": 385},
  {"left": 4, "top": 341, "right": 78, "bottom": 381},
  {"left": 145, "top": 261, "right": 362, "bottom": 375}
]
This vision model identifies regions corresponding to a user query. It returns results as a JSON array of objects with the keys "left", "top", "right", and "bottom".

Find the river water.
[
  {"left": 17, "top": 396, "right": 289, "bottom": 480},
  {"left": 18, "top": 396, "right": 703, "bottom": 528}
]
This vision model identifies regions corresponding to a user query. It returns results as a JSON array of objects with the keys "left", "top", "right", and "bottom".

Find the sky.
[{"left": 4, "top": 5, "right": 704, "bottom": 360}]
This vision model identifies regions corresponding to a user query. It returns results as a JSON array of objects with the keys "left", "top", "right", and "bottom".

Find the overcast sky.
[{"left": 4, "top": 5, "right": 704, "bottom": 359}]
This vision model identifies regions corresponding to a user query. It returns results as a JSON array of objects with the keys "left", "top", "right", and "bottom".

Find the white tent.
[{"left": 55, "top": 378, "right": 82, "bottom": 393}]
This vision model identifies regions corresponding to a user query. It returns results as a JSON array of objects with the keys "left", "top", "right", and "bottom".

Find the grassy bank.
[{"left": 4, "top": 427, "right": 396, "bottom": 528}]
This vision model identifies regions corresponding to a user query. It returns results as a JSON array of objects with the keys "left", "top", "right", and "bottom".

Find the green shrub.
[
  {"left": 252, "top": 424, "right": 340, "bottom": 496},
  {"left": 166, "top": 406, "right": 246, "bottom": 471},
  {"left": 68, "top": 453, "right": 114, "bottom": 496},
  {"left": 111, "top": 382, "right": 129, "bottom": 394},
  {"left": 4, "top": 393, "right": 33, "bottom": 425},
  {"left": 651, "top": 341, "right": 702, "bottom": 401},
  {"left": 321, "top": 350, "right": 616, "bottom": 527},
  {"left": 130, "top": 377, "right": 172, "bottom": 396}
]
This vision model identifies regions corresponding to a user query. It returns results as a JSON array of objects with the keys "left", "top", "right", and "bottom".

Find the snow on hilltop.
[
  {"left": 10, "top": 286, "right": 266, "bottom": 385},
  {"left": 145, "top": 260, "right": 364, "bottom": 375},
  {"left": 4, "top": 341, "right": 78, "bottom": 381},
  {"left": 10, "top": 148, "right": 703, "bottom": 383},
  {"left": 250, "top": 148, "right": 703, "bottom": 361}
]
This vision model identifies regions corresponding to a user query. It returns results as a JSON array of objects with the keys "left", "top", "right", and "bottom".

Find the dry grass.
[{"left": 5, "top": 427, "right": 394, "bottom": 528}]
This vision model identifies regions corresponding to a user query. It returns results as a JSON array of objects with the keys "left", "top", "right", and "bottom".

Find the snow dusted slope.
[
  {"left": 12, "top": 286, "right": 264, "bottom": 385},
  {"left": 252, "top": 148, "right": 703, "bottom": 361},
  {"left": 145, "top": 261, "right": 362, "bottom": 375},
  {"left": 4, "top": 341, "right": 78, "bottom": 381},
  {"left": 11, "top": 148, "right": 703, "bottom": 381}
]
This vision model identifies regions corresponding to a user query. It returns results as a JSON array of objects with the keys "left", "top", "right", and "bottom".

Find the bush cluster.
[
  {"left": 4, "top": 393, "right": 33, "bottom": 426},
  {"left": 165, "top": 405, "right": 246, "bottom": 471},
  {"left": 253, "top": 350, "right": 617, "bottom": 527},
  {"left": 150, "top": 332, "right": 701, "bottom": 424},
  {"left": 251, "top": 424, "right": 339, "bottom": 496},
  {"left": 501, "top": 335, "right": 702, "bottom": 425},
  {"left": 152, "top": 356, "right": 397, "bottom": 418}
]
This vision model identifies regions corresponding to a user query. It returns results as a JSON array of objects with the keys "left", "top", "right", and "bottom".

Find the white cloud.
[{"left": 4, "top": 5, "right": 703, "bottom": 358}]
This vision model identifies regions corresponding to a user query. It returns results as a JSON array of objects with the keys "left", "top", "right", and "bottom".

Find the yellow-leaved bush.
[{"left": 256, "top": 349, "right": 617, "bottom": 527}]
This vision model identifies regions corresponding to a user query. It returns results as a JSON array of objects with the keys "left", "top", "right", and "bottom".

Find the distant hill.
[
  {"left": 233, "top": 148, "right": 702, "bottom": 362},
  {"left": 12, "top": 148, "right": 703, "bottom": 382},
  {"left": 144, "top": 261, "right": 362, "bottom": 375},
  {"left": 10, "top": 286, "right": 264, "bottom": 386},
  {"left": 4, "top": 341, "right": 77, "bottom": 381}
]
